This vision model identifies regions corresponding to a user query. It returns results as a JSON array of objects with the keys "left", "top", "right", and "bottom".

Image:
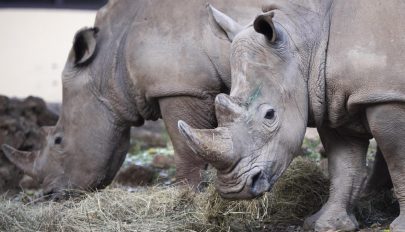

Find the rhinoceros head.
[
  {"left": 2, "top": 28, "right": 137, "bottom": 197},
  {"left": 178, "top": 6, "right": 308, "bottom": 199}
]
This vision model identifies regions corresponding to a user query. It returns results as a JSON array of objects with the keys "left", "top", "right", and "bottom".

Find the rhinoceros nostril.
[
  {"left": 251, "top": 171, "right": 263, "bottom": 191},
  {"left": 250, "top": 171, "right": 272, "bottom": 197}
]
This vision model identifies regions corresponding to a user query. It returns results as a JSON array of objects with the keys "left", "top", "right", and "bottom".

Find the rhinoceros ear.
[
  {"left": 69, "top": 27, "right": 99, "bottom": 66},
  {"left": 254, "top": 12, "right": 277, "bottom": 43},
  {"left": 208, "top": 4, "right": 243, "bottom": 42}
]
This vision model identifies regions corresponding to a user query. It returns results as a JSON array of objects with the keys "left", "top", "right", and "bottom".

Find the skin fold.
[{"left": 179, "top": 0, "right": 405, "bottom": 231}]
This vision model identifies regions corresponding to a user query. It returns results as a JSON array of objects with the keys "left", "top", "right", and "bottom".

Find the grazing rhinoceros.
[
  {"left": 1, "top": 0, "right": 262, "bottom": 197},
  {"left": 178, "top": 0, "right": 405, "bottom": 231}
]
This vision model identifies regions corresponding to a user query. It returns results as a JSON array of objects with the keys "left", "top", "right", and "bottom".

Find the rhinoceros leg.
[
  {"left": 367, "top": 104, "right": 405, "bottom": 232},
  {"left": 159, "top": 94, "right": 217, "bottom": 187},
  {"left": 304, "top": 126, "right": 369, "bottom": 231},
  {"left": 363, "top": 147, "right": 393, "bottom": 195}
]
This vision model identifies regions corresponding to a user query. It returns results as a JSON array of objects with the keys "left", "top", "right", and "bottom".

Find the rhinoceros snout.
[
  {"left": 250, "top": 170, "right": 272, "bottom": 197},
  {"left": 217, "top": 169, "right": 274, "bottom": 199}
]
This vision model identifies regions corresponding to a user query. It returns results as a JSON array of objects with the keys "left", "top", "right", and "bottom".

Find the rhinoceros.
[
  {"left": 1, "top": 0, "right": 262, "bottom": 197},
  {"left": 178, "top": 0, "right": 405, "bottom": 231}
]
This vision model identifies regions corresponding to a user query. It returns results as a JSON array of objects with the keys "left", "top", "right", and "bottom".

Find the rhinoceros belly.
[{"left": 325, "top": 0, "right": 405, "bottom": 132}]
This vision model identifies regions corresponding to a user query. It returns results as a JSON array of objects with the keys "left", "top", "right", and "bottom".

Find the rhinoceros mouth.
[
  {"left": 42, "top": 188, "right": 85, "bottom": 201},
  {"left": 42, "top": 177, "right": 91, "bottom": 201},
  {"left": 215, "top": 167, "right": 275, "bottom": 199}
]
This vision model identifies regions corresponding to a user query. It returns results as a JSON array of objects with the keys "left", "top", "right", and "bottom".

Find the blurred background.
[{"left": 0, "top": 0, "right": 106, "bottom": 102}]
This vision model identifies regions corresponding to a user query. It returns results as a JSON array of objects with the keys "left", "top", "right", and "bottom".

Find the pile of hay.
[
  {"left": 204, "top": 157, "right": 329, "bottom": 231},
  {"left": 0, "top": 157, "right": 330, "bottom": 232},
  {"left": 356, "top": 189, "right": 399, "bottom": 228}
]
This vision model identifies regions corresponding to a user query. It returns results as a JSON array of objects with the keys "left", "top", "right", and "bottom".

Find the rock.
[
  {"left": 131, "top": 120, "right": 168, "bottom": 148},
  {"left": 152, "top": 155, "right": 175, "bottom": 169},
  {"left": 0, "top": 96, "right": 9, "bottom": 113},
  {"left": 115, "top": 165, "right": 156, "bottom": 187}
]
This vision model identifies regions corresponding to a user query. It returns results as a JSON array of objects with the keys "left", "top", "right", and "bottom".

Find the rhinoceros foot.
[
  {"left": 390, "top": 214, "right": 405, "bottom": 232},
  {"left": 303, "top": 207, "right": 358, "bottom": 232}
]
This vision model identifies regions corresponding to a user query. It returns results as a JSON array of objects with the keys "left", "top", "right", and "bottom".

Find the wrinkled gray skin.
[
  {"left": 1, "top": 0, "right": 262, "bottom": 197},
  {"left": 179, "top": 1, "right": 405, "bottom": 231}
]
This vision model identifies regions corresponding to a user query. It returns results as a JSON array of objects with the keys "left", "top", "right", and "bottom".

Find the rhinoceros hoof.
[
  {"left": 303, "top": 210, "right": 358, "bottom": 232},
  {"left": 303, "top": 210, "right": 323, "bottom": 230},
  {"left": 390, "top": 215, "right": 405, "bottom": 232}
]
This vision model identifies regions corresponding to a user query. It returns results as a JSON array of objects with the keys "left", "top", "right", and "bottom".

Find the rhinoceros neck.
[
  {"left": 88, "top": 1, "right": 145, "bottom": 127},
  {"left": 108, "top": 29, "right": 144, "bottom": 126},
  {"left": 305, "top": 0, "right": 334, "bottom": 128},
  {"left": 268, "top": 0, "right": 333, "bottom": 127},
  {"left": 279, "top": 0, "right": 334, "bottom": 127}
]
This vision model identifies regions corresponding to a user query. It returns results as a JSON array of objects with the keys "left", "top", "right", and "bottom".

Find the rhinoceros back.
[
  {"left": 96, "top": 0, "right": 262, "bottom": 120},
  {"left": 325, "top": 0, "right": 405, "bottom": 129}
]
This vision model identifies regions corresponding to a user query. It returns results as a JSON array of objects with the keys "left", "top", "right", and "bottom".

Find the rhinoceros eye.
[
  {"left": 54, "top": 136, "right": 63, "bottom": 145},
  {"left": 264, "top": 109, "right": 275, "bottom": 120}
]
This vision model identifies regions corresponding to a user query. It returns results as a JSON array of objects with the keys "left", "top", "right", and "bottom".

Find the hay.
[
  {"left": 0, "top": 187, "right": 210, "bottom": 232},
  {"left": 204, "top": 157, "right": 329, "bottom": 231},
  {"left": 356, "top": 189, "right": 399, "bottom": 227},
  {"left": 0, "top": 157, "right": 330, "bottom": 232}
]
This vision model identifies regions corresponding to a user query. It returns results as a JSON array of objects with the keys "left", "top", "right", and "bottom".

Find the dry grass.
[
  {"left": 204, "top": 157, "right": 329, "bottom": 231},
  {"left": 3, "top": 157, "right": 391, "bottom": 232},
  {"left": 1, "top": 187, "right": 208, "bottom": 232},
  {"left": 356, "top": 189, "right": 399, "bottom": 227}
]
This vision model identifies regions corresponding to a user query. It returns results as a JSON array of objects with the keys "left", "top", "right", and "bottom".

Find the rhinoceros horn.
[
  {"left": 178, "top": 120, "right": 234, "bottom": 170},
  {"left": 1, "top": 144, "right": 38, "bottom": 177},
  {"left": 215, "top": 94, "right": 243, "bottom": 125}
]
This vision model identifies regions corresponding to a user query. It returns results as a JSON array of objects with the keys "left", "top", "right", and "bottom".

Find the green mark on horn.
[{"left": 246, "top": 84, "right": 262, "bottom": 106}]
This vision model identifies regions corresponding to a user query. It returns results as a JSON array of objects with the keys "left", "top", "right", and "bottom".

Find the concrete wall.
[{"left": 0, "top": 9, "right": 96, "bottom": 102}]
